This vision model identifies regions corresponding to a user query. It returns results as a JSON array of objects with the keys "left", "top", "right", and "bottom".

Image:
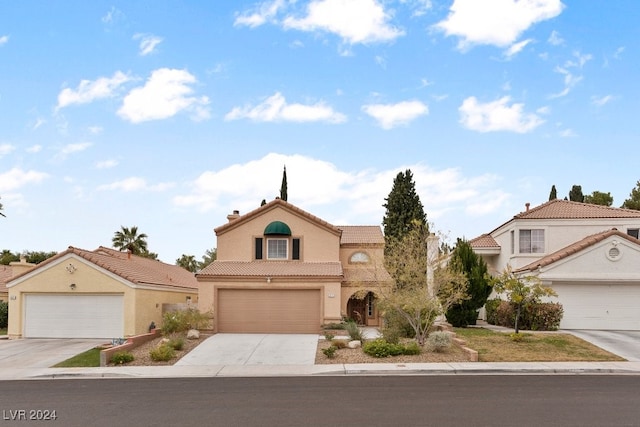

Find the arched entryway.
[{"left": 346, "top": 291, "right": 379, "bottom": 326}]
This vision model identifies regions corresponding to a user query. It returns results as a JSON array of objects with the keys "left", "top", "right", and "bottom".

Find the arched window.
[{"left": 349, "top": 251, "right": 370, "bottom": 264}]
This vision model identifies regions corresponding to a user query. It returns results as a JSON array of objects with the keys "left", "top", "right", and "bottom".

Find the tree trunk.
[{"left": 514, "top": 304, "right": 521, "bottom": 334}]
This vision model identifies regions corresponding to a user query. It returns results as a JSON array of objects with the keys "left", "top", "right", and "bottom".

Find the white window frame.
[
  {"left": 519, "top": 229, "right": 545, "bottom": 254},
  {"left": 628, "top": 228, "right": 640, "bottom": 239},
  {"left": 267, "top": 238, "right": 288, "bottom": 259},
  {"left": 349, "top": 251, "right": 371, "bottom": 264}
]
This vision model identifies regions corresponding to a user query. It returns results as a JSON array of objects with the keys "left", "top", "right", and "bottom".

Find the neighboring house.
[
  {"left": 197, "top": 199, "right": 391, "bottom": 333},
  {"left": 0, "top": 257, "right": 36, "bottom": 302},
  {"left": 6, "top": 246, "right": 198, "bottom": 339},
  {"left": 470, "top": 199, "right": 640, "bottom": 330}
]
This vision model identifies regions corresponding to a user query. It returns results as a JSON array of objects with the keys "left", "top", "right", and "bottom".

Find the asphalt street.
[{"left": 1, "top": 375, "right": 639, "bottom": 427}]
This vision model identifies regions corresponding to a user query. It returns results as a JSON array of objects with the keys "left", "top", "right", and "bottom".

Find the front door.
[{"left": 347, "top": 292, "right": 378, "bottom": 326}]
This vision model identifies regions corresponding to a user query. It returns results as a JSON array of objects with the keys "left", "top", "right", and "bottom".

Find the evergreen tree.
[
  {"left": 584, "top": 191, "right": 613, "bottom": 206},
  {"left": 548, "top": 185, "right": 557, "bottom": 201},
  {"left": 568, "top": 185, "right": 584, "bottom": 202},
  {"left": 621, "top": 180, "right": 640, "bottom": 210},
  {"left": 280, "top": 166, "right": 288, "bottom": 201},
  {"left": 445, "top": 239, "right": 492, "bottom": 327},
  {"left": 382, "top": 169, "right": 427, "bottom": 250}
]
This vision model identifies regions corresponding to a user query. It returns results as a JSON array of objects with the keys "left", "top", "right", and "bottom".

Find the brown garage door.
[{"left": 217, "top": 289, "right": 321, "bottom": 333}]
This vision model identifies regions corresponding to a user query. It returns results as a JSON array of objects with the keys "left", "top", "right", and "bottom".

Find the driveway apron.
[
  {"left": 0, "top": 339, "right": 106, "bottom": 368},
  {"left": 566, "top": 330, "right": 640, "bottom": 362},
  {"left": 175, "top": 334, "right": 319, "bottom": 366}
]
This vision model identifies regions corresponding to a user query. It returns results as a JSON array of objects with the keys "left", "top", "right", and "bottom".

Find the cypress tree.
[
  {"left": 621, "top": 180, "right": 640, "bottom": 210},
  {"left": 280, "top": 166, "right": 288, "bottom": 201},
  {"left": 382, "top": 169, "right": 427, "bottom": 250},
  {"left": 549, "top": 185, "right": 557, "bottom": 201},
  {"left": 568, "top": 185, "right": 584, "bottom": 202}
]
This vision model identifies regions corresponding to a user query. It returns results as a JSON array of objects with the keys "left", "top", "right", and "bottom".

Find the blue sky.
[{"left": 1, "top": 1, "right": 638, "bottom": 263}]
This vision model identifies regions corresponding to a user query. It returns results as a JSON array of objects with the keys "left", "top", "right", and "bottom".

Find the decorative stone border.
[{"left": 99, "top": 329, "right": 161, "bottom": 367}]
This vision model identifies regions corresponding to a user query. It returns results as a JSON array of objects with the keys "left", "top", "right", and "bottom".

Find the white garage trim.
[
  {"left": 553, "top": 283, "right": 640, "bottom": 330},
  {"left": 217, "top": 288, "right": 321, "bottom": 333},
  {"left": 24, "top": 294, "right": 124, "bottom": 338}
]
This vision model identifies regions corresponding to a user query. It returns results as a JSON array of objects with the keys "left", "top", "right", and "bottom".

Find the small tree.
[
  {"left": 621, "top": 180, "right": 640, "bottom": 210},
  {"left": 379, "top": 221, "right": 467, "bottom": 345},
  {"left": 548, "top": 185, "right": 557, "bottom": 201},
  {"left": 491, "top": 266, "right": 557, "bottom": 334},
  {"left": 280, "top": 165, "right": 288, "bottom": 201},
  {"left": 199, "top": 247, "right": 217, "bottom": 270},
  {"left": 584, "top": 191, "right": 613, "bottom": 206},
  {"left": 176, "top": 254, "right": 198, "bottom": 273},
  {"left": 445, "top": 239, "right": 492, "bottom": 327}
]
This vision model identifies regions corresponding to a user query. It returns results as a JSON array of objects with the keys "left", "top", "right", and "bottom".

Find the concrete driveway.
[
  {"left": 566, "top": 330, "right": 640, "bottom": 362},
  {"left": 0, "top": 339, "right": 106, "bottom": 368},
  {"left": 175, "top": 334, "right": 319, "bottom": 366}
]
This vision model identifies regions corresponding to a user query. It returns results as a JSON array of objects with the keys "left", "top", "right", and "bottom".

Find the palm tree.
[
  {"left": 0, "top": 197, "right": 5, "bottom": 217},
  {"left": 176, "top": 254, "right": 198, "bottom": 273},
  {"left": 112, "top": 226, "right": 148, "bottom": 255}
]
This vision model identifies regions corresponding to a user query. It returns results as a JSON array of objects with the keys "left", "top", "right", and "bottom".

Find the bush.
[
  {"left": 322, "top": 345, "right": 337, "bottom": 359},
  {"left": 150, "top": 344, "right": 176, "bottom": 362},
  {"left": 445, "top": 307, "right": 478, "bottom": 328},
  {"left": 168, "top": 336, "right": 185, "bottom": 351},
  {"left": 324, "top": 332, "right": 335, "bottom": 341},
  {"left": 426, "top": 331, "right": 452, "bottom": 352},
  {"left": 381, "top": 310, "right": 415, "bottom": 343},
  {"left": 362, "top": 339, "right": 421, "bottom": 358},
  {"left": 0, "top": 301, "right": 7, "bottom": 329},
  {"left": 484, "top": 298, "right": 502, "bottom": 325},
  {"left": 491, "top": 300, "right": 564, "bottom": 331},
  {"left": 111, "top": 351, "right": 134, "bottom": 365},
  {"left": 161, "top": 308, "right": 209, "bottom": 335},
  {"left": 402, "top": 341, "right": 421, "bottom": 355},
  {"left": 344, "top": 321, "right": 364, "bottom": 342}
]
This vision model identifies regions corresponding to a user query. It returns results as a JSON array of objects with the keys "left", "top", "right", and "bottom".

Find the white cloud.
[
  {"left": 434, "top": 0, "right": 564, "bottom": 50},
  {"left": 225, "top": 92, "right": 346, "bottom": 123},
  {"left": 56, "top": 71, "right": 130, "bottom": 110},
  {"left": 459, "top": 96, "right": 544, "bottom": 133},
  {"left": 362, "top": 100, "right": 428, "bottom": 129},
  {"left": 0, "top": 144, "right": 15, "bottom": 157},
  {"left": 0, "top": 35, "right": 8, "bottom": 45},
  {"left": 95, "top": 159, "right": 118, "bottom": 169},
  {"left": 98, "top": 177, "right": 175, "bottom": 192},
  {"left": 117, "top": 68, "right": 210, "bottom": 123},
  {"left": 172, "top": 153, "right": 508, "bottom": 229},
  {"left": 234, "top": 0, "right": 286, "bottom": 27},
  {"left": 133, "top": 33, "right": 163, "bottom": 56},
  {"left": 504, "top": 38, "right": 533, "bottom": 58},
  {"left": 549, "top": 51, "right": 591, "bottom": 98},
  {"left": 559, "top": 128, "right": 576, "bottom": 137},
  {"left": 26, "top": 145, "right": 42, "bottom": 153},
  {"left": 591, "top": 95, "right": 614, "bottom": 107},
  {"left": 402, "top": 0, "right": 433, "bottom": 17},
  {"left": 547, "top": 30, "right": 564, "bottom": 45},
  {"left": 282, "top": 0, "right": 404, "bottom": 44},
  {"left": 88, "top": 126, "right": 103, "bottom": 134},
  {"left": 102, "top": 7, "right": 124, "bottom": 24},
  {"left": 0, "top": 167, "right": 49, "bottom": 192},
  {"left": 60, "top": 142, "right": 92, "bottom": 155}
]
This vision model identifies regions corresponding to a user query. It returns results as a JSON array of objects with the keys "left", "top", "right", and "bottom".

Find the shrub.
[
  {"left": 331, "top": 339, "right": 347, "bottom": 349},
  {"left": 324, "top": 332, "right": 335, "bottom": 341},
  {"left": 150, "top": 344, "right": 176, "bottom": 362},
  {"left": 168, "top": 336, "right": 185, "bottom": 351},
  {"left": 161, "top": 308, "right": 210, "bottom": 335},
  {"left": 484, "top": 298, "right": 502, "bottom": 325},
  {"left": 381, "top": 310, "right": 415, "bottom": 343},
  {"left": 0, "top": 301, "right": 7, "bottom": 329},
  {"left": 445, "top": 307, "right": 478, "bottom": 328},
  {"left": 322, "top": 345, "right": 337, "bottom": 359},
  {"left": 426, "top": 331, "right": 452, "bottom": 352},
  {"left": 491, "top": 301, "right": 564, "bottom": 331},
  {"left": 344, "top": 321, "right": 364, "bottom": 342},
  {"left": 111, "top": 351, "right": 134, "bottom": 365},
  {"left": 363, "top": 339, "right": 405, "bottom": 358},
  {"left": 402, "top": 341, "right": 421, "bottom": 355},
  {"left": 323, "top": 322, "right": 345, "bottom": 330}
]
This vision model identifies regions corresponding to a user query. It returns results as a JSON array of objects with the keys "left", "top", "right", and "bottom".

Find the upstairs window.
[
  {"left": 628, "top": 228, "right": 639, "bottom": 239},
  {"left": 519, "top": 229, "right": 544, "bottom": 253},
  {"left": 349, "top": 252, "right": 370, "bottom": 264},
  {"left": 267, "top": 238, "right": 288, "bottom": 259}
]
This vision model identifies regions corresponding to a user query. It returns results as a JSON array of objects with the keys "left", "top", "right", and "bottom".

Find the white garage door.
[
  {"left": 24, "top": 294, "right": 124, "bottom": 338},
  {"left": 217, "top": 289, "right": 321, "bottom": 333},
  {"left": 553, "top": 284, "right": 640, "bottom": 330}
]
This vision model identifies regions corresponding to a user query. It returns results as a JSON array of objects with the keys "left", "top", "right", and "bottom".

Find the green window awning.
[{"left": 264, "top": 221, "right": 292, "bottom": 235}]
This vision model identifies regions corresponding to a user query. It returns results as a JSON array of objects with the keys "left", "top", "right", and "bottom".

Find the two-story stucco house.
[
  {"left": 470, "top": 199, "right": 640, "bottom": 330},
  {"left": 197, "top": 198, "right": 392, "bottom": 333}
]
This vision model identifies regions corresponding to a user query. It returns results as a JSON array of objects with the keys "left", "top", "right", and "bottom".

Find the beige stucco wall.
[
  {"left": 217, "top": 207, "right": 341, "bottom": 262},
  {"left": 7, "top": 255, "right": 196, "bottom": 338}
]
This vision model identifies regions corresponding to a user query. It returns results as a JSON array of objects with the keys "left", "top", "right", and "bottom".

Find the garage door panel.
[
  {"left": 218, "top": 289, "right": 320, "bottom": 333},
  {"left": 24, "top": 295, "right": 124, "bottom": 338},
  {"left": 553, "top": 284, "right": 640, "bottom": 330}
]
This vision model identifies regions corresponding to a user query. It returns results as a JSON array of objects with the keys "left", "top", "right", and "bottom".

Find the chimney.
[
  {"left": 227, "top": 210, "right": 240, "bottom": 222},
  {"left": 9, "top": 257, "right": 36, "bottom": 277},
  {"left": 525, "top": 202, "right": 530, "bottom": 212}
]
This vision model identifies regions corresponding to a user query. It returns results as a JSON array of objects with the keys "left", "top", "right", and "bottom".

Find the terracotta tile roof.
[
  {"left": 343, "top": 267, "right": 392, "bottom": 283},
  {"left": 9, "top": 246, "right": 198, "bottom": 291},
  {"left": 515, "top": 228, "right": 640, "bottom": 273},
  {"left": 215, "top": 199, "right": 342, "bottom": 236},
  {"left": 197, "top": 261, "right": 343, "bottom": 278},
  {"left": 338, "top": 225, "right": 385, "bottom": 245},
  {"left": 515, "top": 199, "right": 640, "bottom": 220},
  {"left": 469, "top": 234, "right": 500, "bottom": 248}
]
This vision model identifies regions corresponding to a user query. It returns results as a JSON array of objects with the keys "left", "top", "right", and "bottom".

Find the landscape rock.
[
  {"left": 187, "top": 329, "right": 200, "bottom": 340},
  {"left": 347, "top": 340, "right": 361, "bottom": 349}
]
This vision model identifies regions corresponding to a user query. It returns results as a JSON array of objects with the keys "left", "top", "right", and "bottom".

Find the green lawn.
[
  {"left": 454, "top": 328, "right": 626, "bottom": 362},
  {"left": 53, "top": 348, "right": 101, "bottom": 368},
  {"left": 0, "top": 328, "right": 6, "bottom": 335}
]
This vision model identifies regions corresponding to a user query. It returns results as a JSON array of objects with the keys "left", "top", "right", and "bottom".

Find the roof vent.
[
  {"left": 525, "top": 202, "right": 530, "bottom": 211},
  {"left": 606, "top": 245, "right": 622, "bottom": 261}
]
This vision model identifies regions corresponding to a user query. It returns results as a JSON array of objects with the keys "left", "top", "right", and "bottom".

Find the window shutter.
[
  {"left": 255, "top": 238, "right": 263, "bottom": 260},
  {"left": 292, "top": 238, "right": 300, "bottom": 260}
]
